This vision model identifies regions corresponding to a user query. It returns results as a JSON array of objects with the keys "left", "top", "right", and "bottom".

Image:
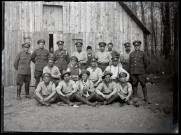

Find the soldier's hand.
[{"left": 125, "top": 96, "right": 129, "bottom": 102}]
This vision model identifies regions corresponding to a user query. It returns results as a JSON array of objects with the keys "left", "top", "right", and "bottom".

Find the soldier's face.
[
  {"left": 82, "top": 73, "right": 88, "bottom": 81},
  {"left": 91, "top": 61, "right": 97, "bottom": 67},
  {"left": 48, "top": 60, "right": 54, "bottom": 67},
  {"left": 76, "top": 45, "right": 82, "bottom": 52},
  {"left": 43, "top": 76, "right": 51, "bottom": 83},
  {"left": 58, "top": 44, "right": 64, "bottom": 50},
  {"left": 112, "top": 61, "right": 118, "bottom": 66},
  {"left": 87, "top": 49, "right": 92, "bottom": 54},
  {"left": 100, "top": 46, "right": 105, "bottom": 52},
  {"left": 119, "top": 76, "right": 127, "bottom": 82},
  {"left": 104, "top": 75, "right": 111, "bottom": 83},
  {"left": 39, "top": 43, "right": 45, "bottom": 49},
  {"left": 64, "top": 74, "right": 70, "bottom": 82},
  {"left": 108, "top": 45, "right": 113, "bottom": 51},
  {"left": 125, "top": 46, "right": 131, "bottom": 51},
  {"left": 71, "top": 60, "right": 77, "bottom": 67},
  {"left": 134, "top": 45, "right": 141, "bottom": 51},
  {"left": 24, "top": 47, "right": 29, "bottom": 52}
]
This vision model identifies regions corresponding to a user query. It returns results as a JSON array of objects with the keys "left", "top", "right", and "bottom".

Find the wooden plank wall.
[{"left": 4, "top": 1, "right": 145, "bottom": 86}]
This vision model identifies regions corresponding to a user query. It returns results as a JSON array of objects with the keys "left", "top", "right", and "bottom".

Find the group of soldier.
[{"left": 14, "top": 39, "right": 151, "bottom": 107}]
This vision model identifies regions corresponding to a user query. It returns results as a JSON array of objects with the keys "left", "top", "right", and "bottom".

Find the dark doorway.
[{"left": 49, "top": 34, "right": 54, "bottom": 53}]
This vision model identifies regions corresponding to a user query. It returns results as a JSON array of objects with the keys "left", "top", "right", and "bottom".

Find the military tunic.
[
  {"left": 129, "top": 50, "right": 148, "bottom": 86},
  {"left": 31, "top": 48, "right": 50, "bottom": 72},
  {"left": 14, "top": 51, "right": 31, "bottom": 85},
  {"left": 53, "top": 49, "right": 70, "bottom": 72}
]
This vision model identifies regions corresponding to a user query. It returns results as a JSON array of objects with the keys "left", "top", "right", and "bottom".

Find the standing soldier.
[
  {"left": 14, "top": 43, "right": 31, "bottom": 100},
  {"left": 129, "top": 40, "right": 151, "bottom": 104},
  {"left": 31, "top": 39, "right": 50, "bottom": 89},
  {"left": 107, "top": 42, "right": 120, "bottom": 58},
  {"left": 72, "top": 41, "right": 87, "bottom": 70},
  {"left": 120, "top": 42, "right": 132, "bottom": 72},
  {"left": 95, "top": 42, "right": 112, "bottom": 72},
  {"left": 53, "top": 40, "right": 70, "bottom": 74}
]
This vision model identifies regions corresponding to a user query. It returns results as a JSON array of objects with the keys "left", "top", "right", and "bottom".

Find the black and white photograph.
[{"left": 1, "top": 1, "right": 179, "bottom": 133}]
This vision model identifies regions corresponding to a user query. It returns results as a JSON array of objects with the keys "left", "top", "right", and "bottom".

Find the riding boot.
[{"left": 25, "top": 84, "right": 30, "bottom": 98}]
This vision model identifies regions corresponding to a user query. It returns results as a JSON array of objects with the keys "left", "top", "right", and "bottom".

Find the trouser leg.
[
  {"left": 95, "top": 93, "right": 105, "bottom": 102},
  {"left": 75, "top": 92, "right": 96, "bottom": 106},
  {"left": 46, "top": 94, "right": 59, "bottom": 104},
  {"left": 107, "top": 93, "right": 119, "bottom": 104},
  {"left": 57, "top": 93, "right": 72, "bottom": 105},
  {"left": 86, "top": 91, "right": 96, "bottom": 101},
  {"left": 35, "top": 77, "right": 40, "bottom": 89},
  {"left": 133, "top": 86, "right": 138, "bottom": 97},
  {"left": 17, "top": 85, "right": 22, "bottom": 100}
]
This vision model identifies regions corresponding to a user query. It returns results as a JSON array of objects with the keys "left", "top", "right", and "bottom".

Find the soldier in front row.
[
  {"left": 14, "top": 43, "right": 31, "bottom": 100},
  {"left": 31, "top": 39, "right": 50, "bottom": 89},
  {"left": 129, "top": 40, "right": 151, "bottom": 104},
  {"left": 53, "top": 40, "right": 70, "bottom": 74}
]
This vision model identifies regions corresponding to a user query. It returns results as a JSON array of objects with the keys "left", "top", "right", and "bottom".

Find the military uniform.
[
  {"left": 14, "top": 43, "right": 31, "bottom": 100},
  {"left": 129, "top": 40, "right": 150, "bottom": 103},
  {"left": 95, "top": 42, "right": 111, "bottom": 72},
  {"left": 31, "top": 39, "right": 50, "bottom": 89},
  {"left": 53, "top": 41, "right": 70, "bottom": 74},
  {"left": 120, "top": 42, "right": 132, "bottom": 72}
]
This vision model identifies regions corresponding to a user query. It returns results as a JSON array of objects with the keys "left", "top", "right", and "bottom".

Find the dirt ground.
[{"left": 3, "top": 78, "right": 176, "bottom": 133}]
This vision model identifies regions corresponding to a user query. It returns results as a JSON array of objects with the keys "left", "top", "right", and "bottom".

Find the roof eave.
[{"left": 118, "top": 2, "right": 151, "bottom": 35}]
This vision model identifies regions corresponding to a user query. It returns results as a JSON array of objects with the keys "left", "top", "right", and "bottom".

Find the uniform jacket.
[
  {"left": 31, "top": 48, "right": 50, "bottom": 71},
  {"left": 53, "top": 49, "right": 70, "bottom": 70},
  {"left": 129, "top": 50, "right": 148, "bottom": 74},
  {"left": 14, "top": 51, "right": 31, "bottom": 75}
]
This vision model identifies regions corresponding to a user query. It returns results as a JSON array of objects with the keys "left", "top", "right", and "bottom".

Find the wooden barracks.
[{"left": 3, "top": 1, "right": 151, "bottom": 86}]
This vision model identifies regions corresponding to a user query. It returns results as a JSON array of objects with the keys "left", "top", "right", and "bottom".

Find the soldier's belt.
[{"left": 97, "top": 62, "right": 109, "bottom": 66}]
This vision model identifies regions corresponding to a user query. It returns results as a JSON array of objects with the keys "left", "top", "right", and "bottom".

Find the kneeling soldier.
[
  {"left": 76, "top": 70, "right": 97, "bottom": 102},
  {"left": 43, "top": 57, "right": 61, "bottom": 86},
  {"left": 95, "top": 71, "right": 117, "bottom": 105},
  {"left": 34, "top": 73, "right": 58, "bottom": 106},
  {"left": 56, "top": 71, "right": 96, "bottom": 107},
  {"left": 14, "top": 43, "right": 31, "bottom": 100}
]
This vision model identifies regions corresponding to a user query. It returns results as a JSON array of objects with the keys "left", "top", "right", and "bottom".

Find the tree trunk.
[
  {"left": 150, "top": 2, "right": 155, "bottom": 56},
  {"left": 140, "top": 2, "right": 149, "bottom": 56}
]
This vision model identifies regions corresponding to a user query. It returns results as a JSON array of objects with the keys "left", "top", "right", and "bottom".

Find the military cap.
[
  {"left": 111, "top": 56, "right": 119, "bottom": 61},
  {"left": 57, "top": 40, "right": 64, "bottom": 45},
  {"left": 98, "top": 42, "right": 106, "bottom": 47},
  {"left": 90, "top": 57, "right": 98, "bottom": 62},
  {"left": 102, "top": 71, "right": 113, "bottom": 79},
  {"left": 48, "top": 57, "right": 55, "bottom": 61},
  {"left": 42, "top": 72, "right": 51, "bottom": 78},
  {"left": 75, "top": 41, "right": 83, "bottom": 46},
  {"left": 119, "top": 72, "right": 127, "bottom": 78},
  {"left": 87, "top": 46, "right": 92, "bottom": 50},
  {"left": 124, "top": 42, "right": 131, "bottom": 47},
  {"left": 79, "top": 70, "right": 90, "bottom": 78},
  {"left": 22, "top": 42, "right": 30, "bottom": 48},
  {"left": 37, "top": 39, "right": 45, "bottom": 44},
  {"left": 61, "top": 71, "right": 71, "bottom": 80},
  {"left": 107, "top": 42, "right": 113, "bottom": 46},
  {"left": 70, "top": 56, "right": 78, "bottom": 62},
  {"left": 133, "top": 40, "right": 141, "bottom": 46}
]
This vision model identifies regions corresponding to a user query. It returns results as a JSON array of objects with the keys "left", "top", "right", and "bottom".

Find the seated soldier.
[
  {"left": 105, "top": 56, "right": 129, "bottom": 83},
  {"left": 56, "top": 71, "right": 96, "bottom": 107},
  {"left": 76, "top": 70, "right": 97, "bottom": 102},
  {"left": 105, "top": 72, "right": 139, "bottom": 107},
  {"left": 66, "top": 56, "right": 81, "bottom": 82},
  {"left": 43, "top": 57, "right": 61, "bottom": 86},
  {"left": 87, "top": 57, "right": 103, "bottom": 88},
  {"left": 95, "top": 71, "right": 117, "bottom": 105},
  {"left": 34, "top": 73, "right": 59, "bottom": 106}
]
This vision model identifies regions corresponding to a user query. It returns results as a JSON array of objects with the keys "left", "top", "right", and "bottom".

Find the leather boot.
[
  {"left": 25, "top": 84, "right": 30, "bottom": 98},
  {"left": 133, "top": 86, "right": 138, "bottom": 97},
  {"left": 17, "top": 85, "right": 22, "bottom": 100}
]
